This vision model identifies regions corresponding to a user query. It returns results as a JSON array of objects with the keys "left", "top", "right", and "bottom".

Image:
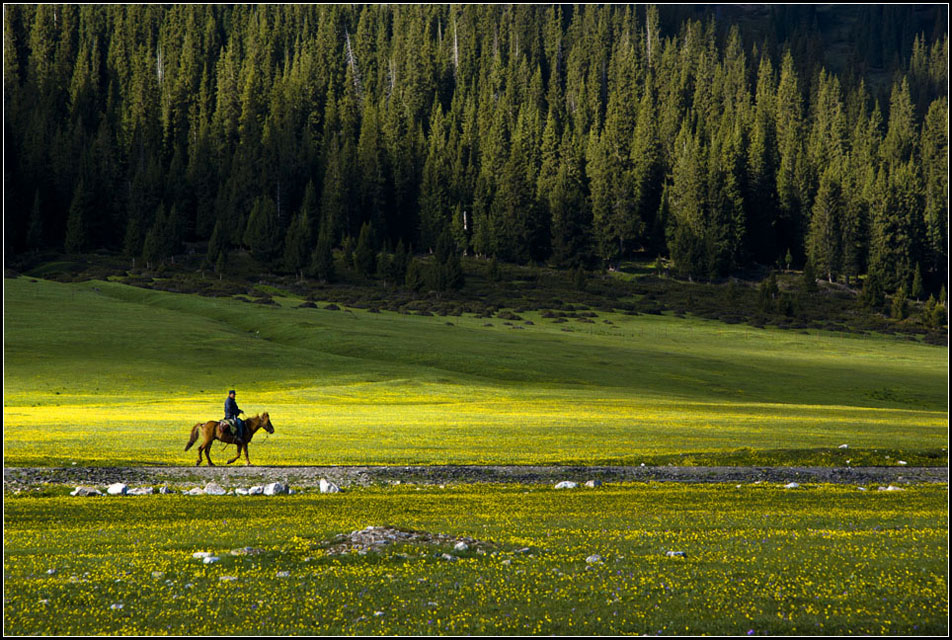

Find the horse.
[{"left": 185, "top": 412, "right": 275, "bottom": 466}]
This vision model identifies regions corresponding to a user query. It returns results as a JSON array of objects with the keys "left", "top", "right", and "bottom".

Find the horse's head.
[{"left": 260, "top": 412, "right": 275, "bottom": 434}]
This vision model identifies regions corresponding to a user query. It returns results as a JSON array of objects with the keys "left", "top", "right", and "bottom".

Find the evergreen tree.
[
  {"left": 64, "top": 177, "right": 92, "bottom": 253},
  {"left": 806, "top": 167, "right": 843, "bottom": 282},
  {"left": 283, "top": 211, "right": 311, "bottom": 278},
  {"left": 243, "top": 195, "right": 281, "bottom": 263},
  {"left": 353, "top": 220, "right": 377, "bottom": 276},
  {"left": 309, "top": 224, "right": 336, "bottom": 283}
]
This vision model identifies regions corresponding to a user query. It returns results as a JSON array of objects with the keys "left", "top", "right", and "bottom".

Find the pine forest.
[{"left": 3, "top": 4, "right": 949, "bottom": 295}]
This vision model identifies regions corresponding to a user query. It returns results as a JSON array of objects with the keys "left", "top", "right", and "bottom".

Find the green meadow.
[
  {"left": 3, "top": 483, "right": 947, "bottom": 635},
  {"left": 2, "top": 276, "right": 947, "bottom": 467}
]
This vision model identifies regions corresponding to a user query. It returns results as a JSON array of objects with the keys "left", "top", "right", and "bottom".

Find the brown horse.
[{"left": 185, "top": 412, "right": 275, "bottom": 466}]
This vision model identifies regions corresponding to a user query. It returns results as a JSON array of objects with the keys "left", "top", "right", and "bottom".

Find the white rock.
[
  {"left": 203, "top": 556, "right": 220, "bottom": 564},
  {"left": 320, "top": 479, "right": 341, "bottom": 493},
  {"left": 554, "top": 481, "right": 578, "bottom": 489},
  {"left": 219, "top": 576, "right": 237, "bottom": 582},
  {"left": 70, "top": 486, "right": 101, "bottom": 497},
  {"left": 106, "top": 483, "right": 128, "bottom": 495},
  {"left": 584, "top": 480, "right": 602, "bottom": 488},
  {"left": 838, "top": 444, "right": 849, "bottom": 449},
  {"left": 783, "top": 482, "right": 800, "bottom": 489},
  {"left": 248, "top": 486, "right": 264, "bottom": 495},
  {"left": 454, "top": 541, "right": 469, "bottom": 552},
  {"left": 158, "top": 486, "right": 173, "bottom": 494},
  {"left": 263, "top": 482, "right": 287, "bottom": 496},
  {"left": 127, "top": 487, "right": 154, "bottom": 495},
  {"left": 897, "top": 460, "right": 908, "bottom": 466},
  {"left": 440, "top": 553, "right": 458, "bottom": 562},
  {"left": 110, "top": 603, "right": 124, "bottom": 610},
  {"left": 235, "top": 487, "right": 249, "bottom": 496},
  {"left": 585, "top": 554, "right": 603, "bottom": 564},
  {"left": 151, "top": 571, "right": 165, "bottom": 579},
  {"left": 276, "top": 571, "right": 290, "bottom": 578},
  {"left": 192, "top": 551, "right": 214, "bottom": 559},
  {"left": 665, "top": 551, "right": 687, "bottom": 557},
  {"left": 186, "top": 487, "right": 204, "bottom": 496},
  {"left": 203, "top": 482, "right": 226, "bottom": 496},
  {"left": 857, "top": 487, "right": 868, "bottom": 491},
  {"left": 879, "top": 485, "right": 904, "bottom": 491}
]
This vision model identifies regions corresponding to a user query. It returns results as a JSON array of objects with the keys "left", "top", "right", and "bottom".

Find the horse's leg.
[
  {"left": 195, "top": 443, "right": 204, "bottom": 466},
  {"left": 226, "top": 436, "right": 241, "bottom": 464},
  {"left": 243, "top": 443, "right": 251, "bottom": 466},
  {"left": 203, "top": 433, "right": 215, "bottom": 466}
]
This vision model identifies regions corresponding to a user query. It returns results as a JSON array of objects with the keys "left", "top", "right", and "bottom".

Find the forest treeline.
[{"left": 3, "top": 5, "right": 948, "bottom": 294}]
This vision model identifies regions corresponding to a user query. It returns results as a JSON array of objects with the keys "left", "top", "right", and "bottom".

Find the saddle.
[{"left": 217, "top": 418, "right": 241, "bottom": 441}]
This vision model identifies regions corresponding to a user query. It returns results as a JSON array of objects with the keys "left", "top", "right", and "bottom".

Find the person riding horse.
[{"left": 223, "top": 390, "right": 245, "bottom": 443}]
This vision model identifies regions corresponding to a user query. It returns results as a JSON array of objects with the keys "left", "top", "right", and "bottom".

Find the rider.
[{"left": 224, "top": 389, "right": 245, "bottom": 443}]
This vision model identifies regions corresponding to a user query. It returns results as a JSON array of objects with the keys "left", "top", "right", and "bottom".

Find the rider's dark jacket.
[{"left": 225, "top": 396, "right": 242, "bottom": 421}]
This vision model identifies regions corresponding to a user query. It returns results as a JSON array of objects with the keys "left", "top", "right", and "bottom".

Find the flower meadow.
[{"left": 4, "top": 483, "right": 947, "bottom": 635}]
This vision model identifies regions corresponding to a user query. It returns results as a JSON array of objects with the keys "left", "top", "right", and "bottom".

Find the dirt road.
[{"left": 3, "top": 464, "right": 946, "bottom": 491}]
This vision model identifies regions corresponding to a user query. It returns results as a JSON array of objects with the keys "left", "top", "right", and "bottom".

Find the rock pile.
[{"left": 315, "top": 525, "right": 493, "bottom": 557}]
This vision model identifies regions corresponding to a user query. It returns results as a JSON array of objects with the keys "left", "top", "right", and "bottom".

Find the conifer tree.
[
  {"left": 353, "top": 220, "right": 377, "bottom": 276},
  {"left": 243, "top": 195, "right": 280, "bottom": 263},
  {"left": 807, "top": 167, "right": 843, "bottom": 283}
]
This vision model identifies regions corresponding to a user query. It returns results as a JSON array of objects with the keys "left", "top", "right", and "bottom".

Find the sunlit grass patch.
[{"left": 3, "top": 278, "right": 948, "bottom": 466}]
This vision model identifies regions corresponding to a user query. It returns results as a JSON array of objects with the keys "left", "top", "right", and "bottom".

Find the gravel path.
[{"left": 4, "top": 465, "right": 946, "bottom": 491}]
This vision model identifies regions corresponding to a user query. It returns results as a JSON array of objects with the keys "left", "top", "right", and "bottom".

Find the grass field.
[
  {"left": 3, "top": 276, "right": 947, "bottom": 467},
  {"left": 3, "top": 483, "right": 947, "bottom": 635}
]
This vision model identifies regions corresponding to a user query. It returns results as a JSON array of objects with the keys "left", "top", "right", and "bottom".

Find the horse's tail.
[{"left": 185, "top": 423, "right": 202, "bottom": 451}]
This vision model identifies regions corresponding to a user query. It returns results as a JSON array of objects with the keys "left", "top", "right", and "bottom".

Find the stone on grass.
[
  {"left": 203, "top": 556, "right": 220, "bottom": 564},
  {"left": 783, "top": 482, "right": 800, "bottom": 489},
  {"left": 263, "top": 482, "right": 287, "bottom": 496},
  {"left": 70, "top": 486, "right": 101, "bottom": 497},
  {"left": 203, "top": 482, "right": 226, "bottom": 496},
  {"left": 454, "top": 541, "right": 470, "bottom": 552},
  {"left": 879, "top": 485, "right": 904, "bottom": 491},
  {"left": 276, "top": 571, "right": 290, "bottom": 578},
  {"left": 584, "top": 480, "right": 602, "bottom": 488},
  {"left": 666, "top": 551, "right": 687, "bottom": 558},
  {"left": 127, "top": 487, "right": 154, "bottom": 495},
  {"left": 248, "top": 486, "right": 264, "bottom": 495},
  {"left": 235, "top": 487, "right": 249, "bottom": 496},
  {"left": 320, "top": 479, "right": 341, "bottom": 494},
  {"left": 107, "top": 483, "right": 128, "bottom": 495},
  {"left": 554, "top": 481, "right": 578, "bottom": 489},
  {"left": 585, "top": 554, "right": 603, "bottom": 564},
  {"left": 192, "top": 551, "right": 214, "bottom": 559}
]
